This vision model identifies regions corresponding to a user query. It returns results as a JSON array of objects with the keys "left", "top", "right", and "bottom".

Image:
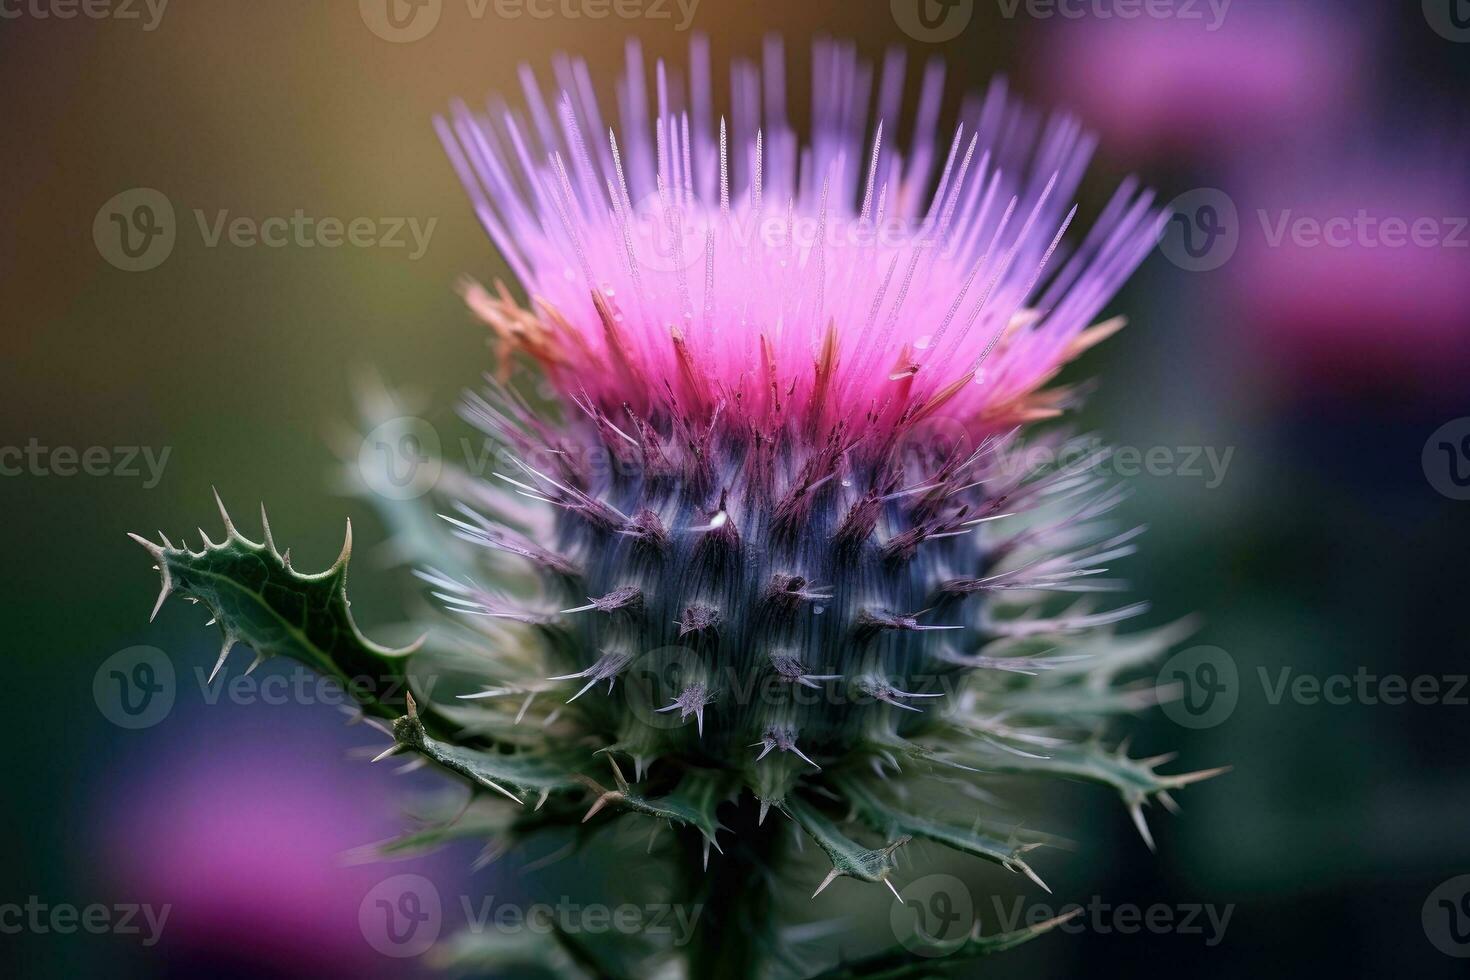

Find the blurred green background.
[{"left": 3, "top": 0, "right": 1468, "bottom": 976}]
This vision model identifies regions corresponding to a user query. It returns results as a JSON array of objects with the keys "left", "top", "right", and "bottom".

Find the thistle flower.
[{"left": 136, "top": 36, "right": 1222, "bottom": 978}]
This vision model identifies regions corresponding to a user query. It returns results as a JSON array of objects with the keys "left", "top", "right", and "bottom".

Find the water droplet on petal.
[{"left": 914, "top": 334, "right": 933, "bottom": 350}]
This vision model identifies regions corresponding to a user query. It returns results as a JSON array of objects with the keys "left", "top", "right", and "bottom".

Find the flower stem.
[{"left": 682, "top": 797, "right": 787, "bottom": 980}]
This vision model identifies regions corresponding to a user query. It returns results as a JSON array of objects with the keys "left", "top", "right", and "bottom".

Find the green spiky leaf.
[
  {"left": 957, "top": 740, "right": 1229, "bottom": 849},
  {"left": 131, "top": 494, "right": 423, "bottom": 724},
  {"left": 579, "top": 758, "right": 729, "bottom": 846},
  {"left": 838, "top": 777, "right": 1053, "bottom": 892},
  {"left": 785, "top": 796, "right": 910, "bottom": 897},
  {"left": 388, "top": 693, "right": 584, "bottom": 804}
]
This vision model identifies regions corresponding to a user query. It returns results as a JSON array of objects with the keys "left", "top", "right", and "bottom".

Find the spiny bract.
[{"left": 136, "top": 36, "right": 1223, "bottom": 979}]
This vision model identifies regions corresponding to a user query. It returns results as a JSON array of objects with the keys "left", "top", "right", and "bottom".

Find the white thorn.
[
  {"left": 479, "top": 776, "right": 524, "bottom": 805},
  {"left": 370, "top": 743, "right": 402, "bottom": 763},
  {"left": 208, "top": 637, "right": 234, "bottom": 684},
  {"left": 1129, "top": 801, "right": 1156, "bottom": 852},
  {"left": 1018, "top": 861, "right": 1051, "bottom": 893},
  {"left": 335, "top": 519, "right": 353, "bottom": 568},
  {"left": 129, "top": 533, "right": 172, "bottom": 621},
  {"left": 792, "top": 746, "right": 822, "bottom": 770},
  {"left": 212, "top": 486, "right": 236, "bottom": 537},
  {"left": 260, "top": 503, "right": 277, "bottom": 555}
]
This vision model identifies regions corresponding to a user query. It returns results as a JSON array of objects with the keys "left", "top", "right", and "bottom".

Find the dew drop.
[
  {"left": 813, "top": 605, "right": 826, "bottom": 615},
  {"left": 914, "top": 334, "right": 933, "bottom": 350}
]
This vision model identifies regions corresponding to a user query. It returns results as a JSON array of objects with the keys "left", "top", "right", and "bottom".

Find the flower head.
[
  {"left": 441, "top": 37, "right": 1164, "bottom": 445},
  {"left": 138, "top": 35, "right": 1221, "bottom": 976}
]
